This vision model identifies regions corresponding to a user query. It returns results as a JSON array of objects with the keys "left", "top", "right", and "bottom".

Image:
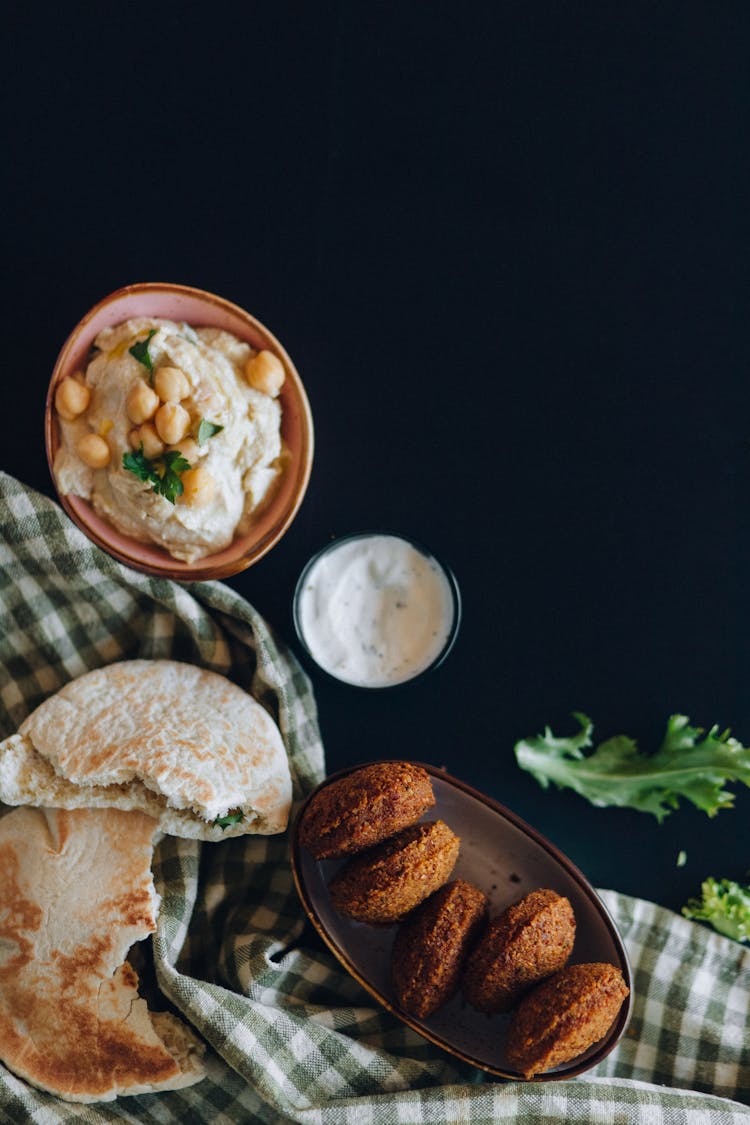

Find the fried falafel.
[
  {"left": 392, "top": 878, "right": 489, "bottom": 1017},
  {"left": 299, "top": 762, "right": 435, "bottom": 860},
  {"left": 462, "top": 888, "right": 575, "bottom": 1012},
  {"left": 328, "top": 819, "right": 460, "bottom": 924},
  {"left": 504, "top": 961, "right": 629, "bottom": 1078}
]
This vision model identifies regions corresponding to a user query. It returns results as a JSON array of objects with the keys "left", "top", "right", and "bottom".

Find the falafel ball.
[
  {"left": 392, "top": 879, "right": 489, "bottom": 1018},
  {"left": 504, "top": 961, "right": 630, "bottom": 1078},
  {"left": 463, "top": 888, "right": 576, "bottom": 1012},
  {"left": 328, "top": 820, "right": 460, "bottom": 924},
  {"left": 299, "top": 761, "right": 435, "bottom": 860}
]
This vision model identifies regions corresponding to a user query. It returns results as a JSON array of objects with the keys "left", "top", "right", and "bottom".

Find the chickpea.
[
  {"left": 154, "top": 365, "right": 190, "bottom": 403},
  {"left": 180, "top": 466, "right": 216, "bottom": 508},
  {"left": 77, "top": 433, "right": 110, "bottom": 469},
  {"left": 244, "top": 350, "right": 285, "bottom": 397},
  {"left": 55, "top": 376, "right": 90, "bottom": 421},
  {"left": 154, "top": 401, "right": 191, "bottom": 445},
  {"left": 129, "top": 422, "right": 164, "bottom": 459},
  {"left": 167, "top": 437, "right": 199, "bottom": 465},
  {"left": 126, "top": 382, "right": 159, "bottom": 425}
]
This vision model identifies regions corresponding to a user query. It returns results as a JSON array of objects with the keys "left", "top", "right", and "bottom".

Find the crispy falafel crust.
[
  {"left": 504, "top": 961, "right": 629, "bottom": 1078},
  {"left": 328, "top": 820, "right": 460, "bottom": 924},
  {"left": 392, "top": 879, "right": 488, "bottom": 1018},
  {"left": 462, "top": 888, "right": 576, "bottom": 1013},
  {"left": 299, "top": 762, "right": 435, "bottom": 860}
]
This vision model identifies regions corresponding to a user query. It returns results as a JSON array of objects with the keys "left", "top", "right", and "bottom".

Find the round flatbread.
[
  {"left": 0, "top": 805, "right": 205, "bottom": 1102},
  {"left": 0, "top": 659, "right": 292, "bottom": 840}
]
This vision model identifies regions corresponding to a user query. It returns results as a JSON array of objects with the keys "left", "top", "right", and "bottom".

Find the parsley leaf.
[
  {"left": 214, "top": 811, "right": 244, "bottom": 830},
  {"left": 514, "top": 712, "right": 750, "bottom": 821},
  {"left": 683, "top": 876, "right": 750, "bottom": 942},
  {"left": 122, "top": 447, "right": 157, "bottom": 483},
  {"left": 197, "top": 418, "right": 224, "bottom": 445},
  {"left": 156, "top": 450, "right": 191, "bottom": 503},
  {"left": 122, "top": 447, "right": 191, "bottom": 505},
  {"left": 128, "top": 329, "right": 157, "bottom": 380}
]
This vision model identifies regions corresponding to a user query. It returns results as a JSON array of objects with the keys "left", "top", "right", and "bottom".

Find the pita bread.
[
  {"left": 0, "top": 806, "right": 205, "bottom": 1102},
  {"left": 0, "top": 659, "right": 292, "bottom": 840}
]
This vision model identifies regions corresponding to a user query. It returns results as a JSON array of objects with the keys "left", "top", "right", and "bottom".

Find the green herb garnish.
[
  {"left": 514, "top": 713, "right": 750, "bottom": 821},
  {"left": 214, "top": 811, "right": 244, "bottom": 830},
  {"left": 197, "top": 418, "right": 224, "bottom": 445},
  {"left": 683, "top": 876, "right": 750, "bottom": 942},
  {"left": 128, "top": 329, "right": 157, "bottom": 380},
  {"left": 155, "top": 450, "right": 191, "bottom": 503},
  {"left": 122, "top": 446, "right": 191, "bottom": 504}
]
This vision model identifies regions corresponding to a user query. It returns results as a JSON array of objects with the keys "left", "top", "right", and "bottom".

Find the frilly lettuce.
[
  {"left": 682, "top": 877, "right": 750, "bottom": 942},
  {"left": 514, "top": 713, "right": 750, "bottom": 820}
]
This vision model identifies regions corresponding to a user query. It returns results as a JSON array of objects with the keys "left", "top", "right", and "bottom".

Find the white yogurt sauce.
[{"left": 296, "top": 534, "right": 457, "bottom": 687}]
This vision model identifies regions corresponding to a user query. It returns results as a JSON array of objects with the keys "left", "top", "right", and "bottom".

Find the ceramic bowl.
[
  {"left": 44, "top": 282, "right": 314, "bottom": 580},
  {"left": 292, "top": 532, "right": 462, "bottom": 689},
  {"left": 291, "top": 762, "right": 633, "bottom": 1081}
]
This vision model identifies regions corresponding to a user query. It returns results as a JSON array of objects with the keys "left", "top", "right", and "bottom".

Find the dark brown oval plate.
[{"left": 290, "top": 761, "right": 633, "bottom": 1082}]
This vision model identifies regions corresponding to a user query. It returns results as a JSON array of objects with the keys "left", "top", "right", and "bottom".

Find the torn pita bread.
[
  {"left": 0, "top": 659, "right": 292, "bottom": 840},
  {"left": 0, "top": 806, "right": 205, "bottom": 1102}
]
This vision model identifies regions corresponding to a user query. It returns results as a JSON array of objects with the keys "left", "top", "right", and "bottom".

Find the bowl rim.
[
  {"left": 45, "top": 281, "right": 314, "bottom": 581},
  {"left": 292, "top": 530, "right": 462, "bottom": 690}
]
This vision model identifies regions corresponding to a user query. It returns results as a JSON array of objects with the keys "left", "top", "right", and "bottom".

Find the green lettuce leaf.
[
  {"left": 514, "top": 713, "right": 750, "bottom": 821},
  {"left": 683, "top": 876, "right": 750, "bottom": 942}
]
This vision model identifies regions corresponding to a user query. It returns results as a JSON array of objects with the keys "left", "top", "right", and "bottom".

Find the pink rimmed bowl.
[{"left": 44, "top": 282, "right": 314, "bottom": 581}]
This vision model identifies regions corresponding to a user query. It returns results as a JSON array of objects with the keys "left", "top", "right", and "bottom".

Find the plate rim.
[{"left": 290, "top": 759, "right": 633, "bottom": 1082}]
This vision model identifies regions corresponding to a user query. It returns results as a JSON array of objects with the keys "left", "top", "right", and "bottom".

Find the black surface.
[{"left": 2, "top": 3, "right": 749, "bottom": 915}]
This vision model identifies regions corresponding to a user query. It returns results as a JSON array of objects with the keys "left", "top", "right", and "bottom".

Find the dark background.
[{"left": 2, "top": 2, "right": 749, "bottom": 914}]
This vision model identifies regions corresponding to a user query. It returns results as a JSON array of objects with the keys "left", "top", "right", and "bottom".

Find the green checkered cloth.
[{"left": 0, "top": 472, "right": 748, "bottom": 1124}]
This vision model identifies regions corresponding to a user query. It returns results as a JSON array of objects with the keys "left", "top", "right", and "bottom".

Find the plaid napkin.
[{"left": 0, "top": 471, "right": 748, "bottom": 1124}]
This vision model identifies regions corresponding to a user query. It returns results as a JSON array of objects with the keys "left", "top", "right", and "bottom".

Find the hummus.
[{"left": 53, "top": 317, "right": 288, "bottom": 562}]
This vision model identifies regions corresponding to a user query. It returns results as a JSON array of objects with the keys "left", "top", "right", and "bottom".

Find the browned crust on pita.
[{"left": 0, "top": 807, "right": 204, "bottom": 1101}]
